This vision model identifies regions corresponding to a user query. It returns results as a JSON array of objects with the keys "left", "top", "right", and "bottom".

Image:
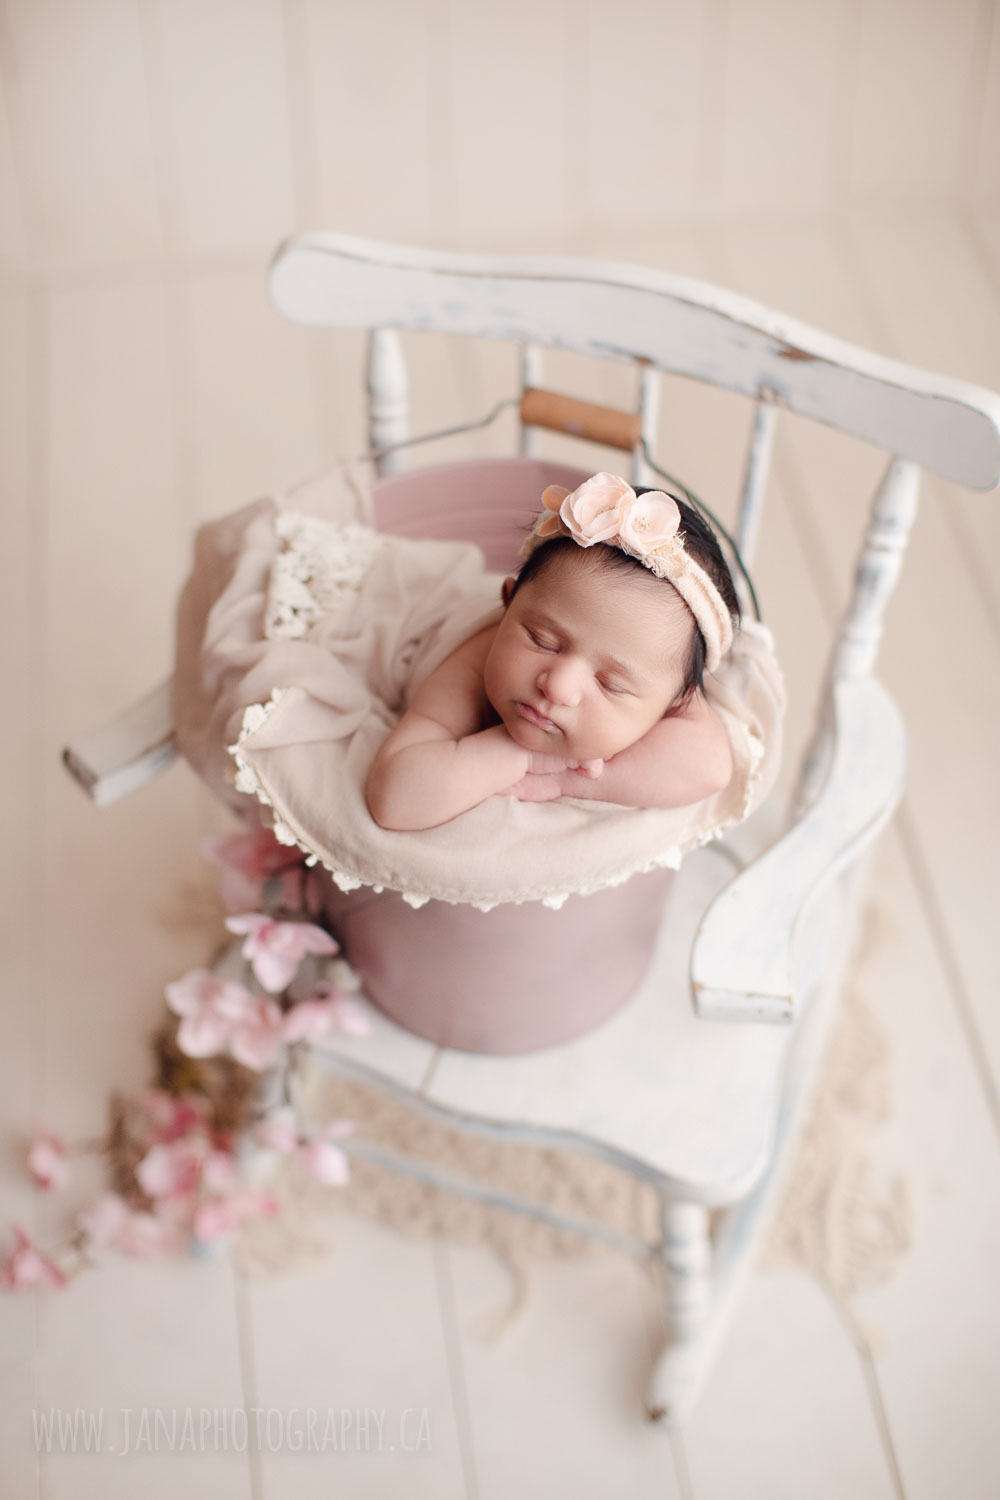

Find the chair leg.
[{"left": 647, "top": 1199, "right": 713, "bottom": 1425}]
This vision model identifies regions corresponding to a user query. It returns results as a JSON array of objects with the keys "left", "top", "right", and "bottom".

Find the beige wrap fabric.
[{"left": 173, "top": 464, "right": 786, "bottom": 912}]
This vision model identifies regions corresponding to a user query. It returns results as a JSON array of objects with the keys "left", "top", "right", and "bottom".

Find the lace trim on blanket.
[
  {"left": 265, "top": 513, "right": 385, "bottom": 641},
  {"left": 227, "top": 692, "right": 770, "bottom": 913}
]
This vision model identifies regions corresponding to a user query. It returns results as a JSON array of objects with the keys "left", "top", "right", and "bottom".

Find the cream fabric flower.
[
  {"left": 557, "top": 472, "right": 632, "bottom": 545},
  {"left": 617, "top": 488, "right": 682, "bottom": 557}
]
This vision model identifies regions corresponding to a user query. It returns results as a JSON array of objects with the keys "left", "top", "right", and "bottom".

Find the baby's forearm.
[
  {"left": 367, "top": 724, "right": 529, "bottom": 831},
  {"left": 555, "top": 708, "right": 733, "bottom": 810}
]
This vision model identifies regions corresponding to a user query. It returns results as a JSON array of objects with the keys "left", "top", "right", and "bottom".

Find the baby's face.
[{"left": 483, "top": 549, "right": 694, "bottom": 763}]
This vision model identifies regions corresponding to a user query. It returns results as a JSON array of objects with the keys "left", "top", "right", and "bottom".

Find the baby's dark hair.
[{"left": 511, "top": 492, "right": 740, "bottom": 708}]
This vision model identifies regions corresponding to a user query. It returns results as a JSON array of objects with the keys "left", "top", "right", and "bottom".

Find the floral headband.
[{"left": 522, "top": 472, "right": 734, "bottom": 672}]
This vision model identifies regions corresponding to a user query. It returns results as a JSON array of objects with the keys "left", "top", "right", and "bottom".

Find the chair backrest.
[{"left": 269, "top": 230, "right": 1000, "bottom": 741}]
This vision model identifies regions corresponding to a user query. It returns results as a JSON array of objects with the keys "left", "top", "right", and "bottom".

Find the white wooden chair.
[{"left": 64, "top": 231, "right": 1000, "bottom": 1424}]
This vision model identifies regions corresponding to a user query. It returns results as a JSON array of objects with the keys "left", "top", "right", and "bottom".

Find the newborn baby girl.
[{"left": 366, "top": 473, "right": 739, "bottom": 831}]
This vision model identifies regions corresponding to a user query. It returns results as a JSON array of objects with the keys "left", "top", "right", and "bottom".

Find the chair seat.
[{"left": 309, "top": 842, "right": 835, "bottom": 1205}]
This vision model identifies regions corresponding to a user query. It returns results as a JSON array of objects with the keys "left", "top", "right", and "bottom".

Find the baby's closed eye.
[{"left": 524, "top": 627, "right": 557, "bottom": 652}]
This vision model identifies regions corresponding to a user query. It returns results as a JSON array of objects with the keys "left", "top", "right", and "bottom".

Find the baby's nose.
[{"left": 539, "top": 658, "right": 584, "bottom": 707}]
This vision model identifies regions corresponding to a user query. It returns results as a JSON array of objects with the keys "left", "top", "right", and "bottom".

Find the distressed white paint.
[
  {"left": 270, "top": 231, "right": 1000, "bottom": 489},
  {"left": 694, "top": 678, "right": 907, "bottom": 1023},
  {"left": 366, "top": 326, "right": 408, "bottom": 474},
  {"left": 735, "top": 399, "right": 778, "bottom": 567}
]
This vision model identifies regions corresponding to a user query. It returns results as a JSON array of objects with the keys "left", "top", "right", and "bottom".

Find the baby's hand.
[
  {"left": 574, "top": 758, "right": 604, "bottom": 780},
  {"left": 505, "top": 773, "right": 565, "bottom": 803},
  {"left": 526, "top": 751, "right": 604, "bottom": 778}
]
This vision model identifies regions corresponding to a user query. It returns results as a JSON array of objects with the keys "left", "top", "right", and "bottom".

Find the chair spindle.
[
  {"left": 795, "top": 455, "right": 920, "bottom": 815},
  {"left": 367, "top": 328, "right": 409, "bottom": 475},
  {"left": 735, "top": 399, "right": 778, "bottom": 570},
  {"left": 520, "top": 343, "right": 543, "bottom": 457},
  {"left": 832, "top": 456, "right": 920, "bottom": 683},
  {"left": 633, "top": 364, "right": 661, "bottom": 488}
]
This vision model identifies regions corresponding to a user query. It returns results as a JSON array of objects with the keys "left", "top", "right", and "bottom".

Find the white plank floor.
[{"left": 2, "top": 1, "right": 1000, "bottom": 1492}]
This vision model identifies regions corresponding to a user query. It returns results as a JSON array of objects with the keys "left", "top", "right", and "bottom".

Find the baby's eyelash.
[
  {"left": 598, "top": 678, "right": 628, "bottom": 696},
  {"left": 526, "top": 628, "right": 557, "bottom": 651}
]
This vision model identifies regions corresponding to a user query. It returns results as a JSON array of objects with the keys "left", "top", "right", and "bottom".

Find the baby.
[{"left": 365, "top": 473, "right": 739, "bottom": 831}]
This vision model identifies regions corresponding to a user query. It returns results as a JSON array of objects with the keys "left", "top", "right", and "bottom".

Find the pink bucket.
[{"left": 321, "top": 458, "right": 676, "bottom": 1055}]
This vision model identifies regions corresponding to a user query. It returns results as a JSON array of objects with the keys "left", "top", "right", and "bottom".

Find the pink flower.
[
  {"left": 536, "top": 483, "right": 570, "bottom": 539},
  {"left": 165, "top": 970, "right": 254, "bottom": 1058},
  {"left": 330, "top": 994, "right": 371, "bottom": 1037},
  {"left": 558, "top": 473, "right": 633, "bottom": 546},
  {"left": 136, "top": 1137, "right": 208, "bottom": 1200},
  {"left": 27, "top": 1131, "right": 69, "bottom": 1192},
  {"left": 140, "top": 1089, "right": 213, "bottom": 1144},
  {"left": 78, "top": 1194, "right": 182, "bottom": 1260},
  {"left": 201, "top": 1151, "right": 239, "bottom": 1194},
  {"left": 281, "top": 997, "right": 337, "bottom": 1044},
  {"left": 299, "top": 1121, "right": 354, "bottom": 1187},
  {"left": 283, "top": 980, "right": 371, "bottom": 1043},
  {"left": 202, "top": 828, "right": 305, "bottom": 913},
  {"left": 225, "top": 915, "right": 338, "bottom": 993},
  {"left": 254, "top": 1106, "right": 299, "bottom": 1154},
  {"left": 215, "top": 989, "right": 286, "bottom": 1071},
  {"left": 77, "top": 1193, "right": 130, "bottom": 1247},
  {"left": 1, "top": 1226, "right": 67, "bottom": 1289},
  {"left": 193, "top": 1190, "right": 278, "bottom": 1244}
]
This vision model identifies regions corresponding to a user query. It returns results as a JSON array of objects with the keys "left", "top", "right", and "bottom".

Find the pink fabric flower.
[
  {"left": 558, "top": 472, "right": 632, "bottom": 545},
  {"left": 215, "top": 989, "right": 286, "bottom": 1071},
  {"left": 285, "top": 979, "right": 371, "bottom": 1042},
  {"left": 27, "top": 1131, "right": 69, "bottom": 1192},
  {"left": 225, "top": 915, "right": 338, "bottom": 993},
  {"left": 536, "top": 484, "right": 570, "bottom": 539},
  {"left": 254, "top": 1106, "right": 298, "bottom": 1154},
  {"left": 299, "top": 1121, "right": 354, "bottom": 1187},
  {"left": 165, "top": 970, "right": 254, "bottom": 1058},
  {"left": 1, "top": 1226, "right": 67, "bottom": 1289}
]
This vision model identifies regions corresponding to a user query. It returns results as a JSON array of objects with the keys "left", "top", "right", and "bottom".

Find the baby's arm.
[
  {"left": 366, "top": 627, "right": 530, "bottom": 831},
  {"left": 512, "top": 693, "right": 733, "bottom": 810}
]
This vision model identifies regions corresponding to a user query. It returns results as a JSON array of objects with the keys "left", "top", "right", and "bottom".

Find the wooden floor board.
[
  {"left": 0, "top": 284, "right": 45, "bottom": 1500},
  {"left": 36, "top": 1259, "right": 252, "bottom": 1499},
  {"left": 837, "top": 830, "right": 1000, "bottom": 1500},
  {"left": 440, "top": 1241, "right": 683, "bottom": 1499},
  {"left": 243, "top": 1215, "right": 469, "bottom": 1498},
  {"left": 684, "top": 1270, "right": 899, "bottom": 1500}
]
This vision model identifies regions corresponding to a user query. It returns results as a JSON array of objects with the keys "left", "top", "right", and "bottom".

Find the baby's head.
[{"left": 482, "top": 474, "right": 739, "bottom": 763}]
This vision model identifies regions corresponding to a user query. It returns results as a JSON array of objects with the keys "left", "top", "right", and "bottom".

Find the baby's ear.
[{"left": 501, "top": 576, "right": 516, "bottom": 607}]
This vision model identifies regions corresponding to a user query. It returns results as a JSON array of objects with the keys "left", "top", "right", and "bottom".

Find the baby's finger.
[{"left": 577, "top": 758, "right": 604, "bottom": 779}]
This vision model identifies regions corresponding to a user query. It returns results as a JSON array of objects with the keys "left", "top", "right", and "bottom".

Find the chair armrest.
[
  {"left": 63, "top": 678, "right": 177, "bottom": 806},
  {"left": 691, "top": 677, "right": 906, "bottom": 1023}
]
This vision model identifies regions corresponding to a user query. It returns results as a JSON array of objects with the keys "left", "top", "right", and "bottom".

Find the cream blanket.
[{"left": 173, "top": 464, "right": 786, "bottom": 910}]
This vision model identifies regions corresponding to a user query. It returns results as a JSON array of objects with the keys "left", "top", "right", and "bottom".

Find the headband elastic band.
[{"left": 522, "top": 473, "right": 734, "bottom": 672}]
